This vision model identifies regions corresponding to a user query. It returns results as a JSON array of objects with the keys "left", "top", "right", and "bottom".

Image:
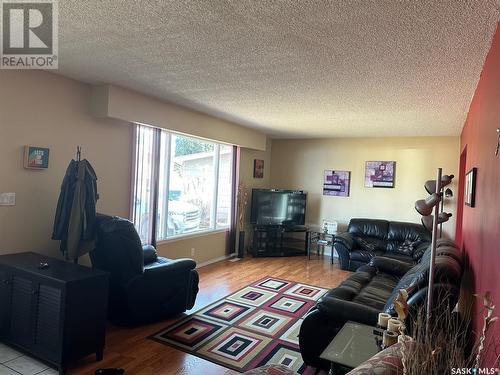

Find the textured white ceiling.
[{"left": 58, "top": 1, "right": 500, "bottom": 138}]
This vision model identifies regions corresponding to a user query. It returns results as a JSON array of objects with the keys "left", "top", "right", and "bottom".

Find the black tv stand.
[{"left": 251, "top": 225, "right": 308, "bottom": 257}]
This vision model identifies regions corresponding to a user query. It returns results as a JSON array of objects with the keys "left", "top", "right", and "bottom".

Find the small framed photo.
[
  {"left": 465, "top": 167, "right": 477, "bottom": 207},
  {"left": 24, "top": 145, "right": 50, "bottom": 170},
  {"left": 254, "top": 159, "right": 264, "bottom": 178}
]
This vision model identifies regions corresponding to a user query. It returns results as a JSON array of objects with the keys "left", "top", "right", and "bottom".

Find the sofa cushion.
[
  {"left": 378, "top": 252, "right": 414, "bottom": 264},
  {"left": 393, "top": 239, "right": 421, "bottom": 256},
  {"left": 354, "top": 237, "right": 377, "bottom": 251},
  {"left": 354, "top": 236, "right": 386, "bottom": 252},
  {"left": 370, "top": 257, "right": 413, "bottom": 277},
  {"left": 350, "top": 249, "right": 384, "bottom": 263},
  {"left": 326, "top": 266, "right": 399, "bottom": 311},
  {"left": 386, "top": 221, "right": 431, "bottom": 253},
  {"left": 352, "top": 273, "right": 399, "bottom": 309},
  {"left": 348, "top": 219, "right": 389, "bottom": 240}
]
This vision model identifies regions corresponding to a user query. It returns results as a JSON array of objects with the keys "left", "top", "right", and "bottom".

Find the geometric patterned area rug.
[{"left": 150, "top": 276, "right": 329, "bottom": 374}]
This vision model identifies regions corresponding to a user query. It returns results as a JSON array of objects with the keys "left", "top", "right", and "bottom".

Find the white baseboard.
[{"left": 196, "top": 253, "right": 236, "bottom": 268}]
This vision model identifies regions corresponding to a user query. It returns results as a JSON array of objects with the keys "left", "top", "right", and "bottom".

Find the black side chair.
[{"left": 90, "top": 214, "right": 199, "bottom": 325}]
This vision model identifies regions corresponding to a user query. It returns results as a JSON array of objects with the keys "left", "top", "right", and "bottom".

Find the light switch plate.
[{"left": 0, "top": 193, "right": 16, "bottom": 206}]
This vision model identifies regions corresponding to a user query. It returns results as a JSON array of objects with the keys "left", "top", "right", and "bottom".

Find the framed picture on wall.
[
  {"left": 254, "top": 159, "right": 264, "bottom": 178},
  {"left": 24, "top": 145, "right": 50, "bottom": 170},
  {"left": 364, "top": 161, "right": 396, "bottom": 188},
  {"left": 465, "top": 167, "right": 477, "bottom": 207},
  {"left": 323, "top": 170, "right": 351, "bottom": 197}
]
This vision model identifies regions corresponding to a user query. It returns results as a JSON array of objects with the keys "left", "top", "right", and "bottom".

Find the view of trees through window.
[
  {"left": 132, "top": 125, "right": 234, "bottom": 244},
  {"left": 174, "top": 137, "right": 214, "bottom": 156}
]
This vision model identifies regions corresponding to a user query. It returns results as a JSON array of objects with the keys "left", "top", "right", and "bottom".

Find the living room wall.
[
  {"left": 238, "top": 139, "right": 273, "bottom": 250},
  {"left": 270, "top": 136, "right": 459, "bottom": 238},
  {"left": 0, "top": 70, "right": 132, "bottom": 261},
  {"left": 459, "top": 22, "right": 500, "bottom": 364},
  {"left": 0, "top": 70, "right": 270, "bottom": 266}
]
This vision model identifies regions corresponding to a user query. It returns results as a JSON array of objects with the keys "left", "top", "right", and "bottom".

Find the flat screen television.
[{"left": 250, "top": 189, "right": 306, "bottom": 226}]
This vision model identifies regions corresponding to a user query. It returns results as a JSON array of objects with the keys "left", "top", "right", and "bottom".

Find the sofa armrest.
[
  {"left": 120, "top": 260, "right": 199, "bottom": 324},
  {"left": 334, "top": 232, "right": 354, "bottom": 250},
  {"left": 144, "top": 258, "right": 196, "bottom": 274},
  {"left": 369, "top": 257, "right": 413, "bottom": 277},
  {"left": 334, "top": 232, "right": 355, "bottom": 271},
  {"left": 142, "top": 244, "right": 158, "bottom": 265},
  {"left": 317, "top": 296, "right": 381, "bottom": 326}
]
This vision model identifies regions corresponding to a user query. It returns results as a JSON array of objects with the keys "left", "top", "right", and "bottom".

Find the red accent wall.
[{"left": 459, "top": 22, "right": 500, "bottom": 365}]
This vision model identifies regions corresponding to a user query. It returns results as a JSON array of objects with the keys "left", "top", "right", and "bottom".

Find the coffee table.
[{"left": 320, "top": 321, "right": 384, "bottom": 374}]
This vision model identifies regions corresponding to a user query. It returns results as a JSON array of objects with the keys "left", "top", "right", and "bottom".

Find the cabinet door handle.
[
  {"left": 2, "top": 280, "right": 10, "bottom": 285},
  {"left": 31, "top": 289, "right": 39, "bottom": 295}
]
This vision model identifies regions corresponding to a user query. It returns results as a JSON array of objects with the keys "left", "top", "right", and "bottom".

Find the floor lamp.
[
  {"left": 415, "top": 168, "right": 453, "bottom": 331},
  {"left": 441, "top": 188, "right": 453, "bottom": 237},
  {"left": 423, "top": 175, "right": 454, "bottom": 237}
]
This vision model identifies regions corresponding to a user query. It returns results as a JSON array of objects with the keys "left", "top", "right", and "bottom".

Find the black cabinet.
[
  {"left": 0, "top": 252, "right": 109, "bottom": 375},
  {"left": 251, "top": 225, "right": 308, "bottom": 257}
]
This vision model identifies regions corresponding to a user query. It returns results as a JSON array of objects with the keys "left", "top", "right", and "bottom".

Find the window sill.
[{"left": 157, "top": 228, "right": 229, "bottom": 244}]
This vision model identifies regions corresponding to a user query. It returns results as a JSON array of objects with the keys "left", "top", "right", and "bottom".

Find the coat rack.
[{"left": 73, "top": 146, "right": 82, "bottom": 265}]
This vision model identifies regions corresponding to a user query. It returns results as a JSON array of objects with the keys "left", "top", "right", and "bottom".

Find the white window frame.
[{"left": 131, "top": 124, "right": 233, "bottom": 245}]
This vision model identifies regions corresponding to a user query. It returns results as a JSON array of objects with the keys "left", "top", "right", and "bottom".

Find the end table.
[{"left": 307, "top": 227, "right": 337, "bottom": 264}]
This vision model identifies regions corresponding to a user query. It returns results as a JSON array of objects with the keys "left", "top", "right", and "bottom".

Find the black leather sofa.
[
  {"left": 334, "top": 218, "right": 431, "bottom": 271},
  {"left": 299, "top": 241, "right": 462, "bottom": 370},
  {"left": 90, "top": 214, "right": 199, "bottom": 325}
]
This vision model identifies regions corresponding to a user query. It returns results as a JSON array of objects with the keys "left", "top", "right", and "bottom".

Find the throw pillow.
[
  {"left": 394, "top": 240, "right": 421, "bottom": 256},
  {"left": 346, "top": 342, "right": 403, "bottom": 375},
  {"left": 355, "top": 237, "right": 378, "bottom": 252}
]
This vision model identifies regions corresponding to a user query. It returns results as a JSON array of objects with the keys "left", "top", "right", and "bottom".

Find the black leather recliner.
[
  {"left": 334, "top": 218, "right": 431, "bottom": 271},
  {"left": 90, "top": 214, "right": 199, "bottom": 325},
  {"left": 299, "top": 241, "right": 463, "bottom": 370}
]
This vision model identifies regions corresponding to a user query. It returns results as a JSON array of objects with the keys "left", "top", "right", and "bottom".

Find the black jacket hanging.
[{"left": 52, "top": 159, "right": 98, "bottom": 260}]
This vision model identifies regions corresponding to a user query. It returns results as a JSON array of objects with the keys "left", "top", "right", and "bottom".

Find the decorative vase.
[{"left": 238, "top": 231, "right": 245, "bottom": 258}]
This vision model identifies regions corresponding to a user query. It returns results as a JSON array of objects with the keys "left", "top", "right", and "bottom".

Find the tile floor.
[{"left": 0, "top": 343, "right": 57, "bottom": 375}]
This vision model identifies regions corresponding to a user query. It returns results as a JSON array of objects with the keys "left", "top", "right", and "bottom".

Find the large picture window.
[{"left": 132, "top": 125, "right": 235, "bottom": 244}]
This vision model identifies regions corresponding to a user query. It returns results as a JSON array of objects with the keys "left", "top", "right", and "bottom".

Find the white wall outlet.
[
  {"left": 0, "top": 193, "right": 15, "bottom": 206},
  {"left": 191, "top": 248, "right": 195, "bottom": 256}
]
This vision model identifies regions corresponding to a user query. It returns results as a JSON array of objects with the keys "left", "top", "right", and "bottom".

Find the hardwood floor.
[{"left": 70, "top": 255, "right": 351, "bottom": 375}]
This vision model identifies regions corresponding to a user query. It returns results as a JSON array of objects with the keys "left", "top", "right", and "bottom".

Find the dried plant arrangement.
[
  {"left": 237, "top": 181, "right": 248, "bottom": 230},
  {"left": 397, "top": 290, "right": 499, "bottom": 374},
  {"left": 473, "top": 292, "right": 499, "bottom": 370}
]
